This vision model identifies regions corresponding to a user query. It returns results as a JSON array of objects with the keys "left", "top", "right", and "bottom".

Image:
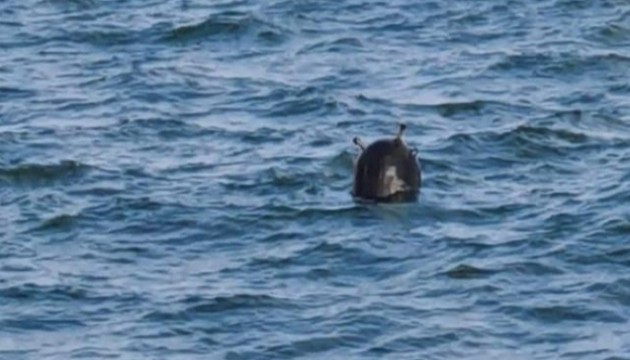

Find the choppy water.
[{"left": 2, "top": 0, "right": 630, "bottom": 359}]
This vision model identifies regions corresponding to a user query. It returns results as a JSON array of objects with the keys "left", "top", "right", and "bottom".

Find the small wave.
[
  {"left": 264, "top": 167, "right": 310, "bottom": 188},
  {"left": 435, "top": 100, "right": 486, "bottom": 118},
  {"left": 418, "top": 156, "right": 454, "bottom": 173},
  {"left": 0, "top": 283, "right": 89, "bottom": 301},
  {"left": 585, "top": 22, "right": 630, "bottom": 46},
  {"left": 443, "top": 124, "right": 591, "bottom": 162},
  {"left": 165, "top": 11, "right": 288, "bottom": 45},
  {"left": 488, "top": 50, "right": 630, "bottom": 79},
  {"left": 86, "top": 196, "right": 201, "bottom": 233},
  {"left": 368, "top": 332, "right": 460, "bottom": 354},
  {"left": 502, "top": 304, "right": 626, "bottom": 324},
  {"left": 445, "top": 264, "right": 495, "bottom": 279},
  {"left": 47, "top": 0, "right": 98, "bottom": 12},
  {"left": 0, "top": 86, "right": 36, "bottom": 100},
  {"left": 1, "top": 317, "right": 85, "bottom": 331},
  {"left": 487, "top": 52, "right": 557, "bottom": 73},
  {"left": 143, "top": 293, "right": 294, "bottom": 321},
  {"left": 62, "top": 29, "right": 138, "bottom": 47},
  {"left": 67, "top": 348, "right": 121, "bottom": 359},
  {"left": 352, "top": 11, "right": 423, "bottom": 34},
  {"left": 239, "top": 126, "right": 293, "bottom": 144},
  {"left": 602, "top": 246, "right": 630, "bottom": 265},
  {"left": 370, "top": 98, "right": 532, "bottom": 119},
  {"left": 0, "top": 160, "right": 88, "bottom": 186},
  {"left": 259, "top": 204, "right": 364, "bottom": 222},
  {"left": 258, "top": 334, "right": 363, "bottom": 357},
  {"left": 607, "top": 218, "right": 630, "bottom": 236},
  {"left": 53, "top": 19, "right": 173, "bottom": 47},
  {"left": 222, "top": 85, "right": 345, "bottom": 118},
  {"left": 261, "top": 89, "right": 344, "bottom": 118},
  {"left": 30, "top": 213, "right": 80, "bottom": 232},
  {"left": 563, "top": 243, "right": 630, "bottom": 269},
  {"left": 297, "top": 240, "right": 396, "bottom": 266},
  {"left": 297, "top": 37, "right": 364, "bottom": 55},
  {"left": 501, "top": 261, "right": 565, "bottom": 276},
  {"left": 353, "top": 94, "right": 412, "bottom": 115},
  {"left": 589, "top": 278, "right": 630, "bottom": 307},
  {"left": 247, "top": 238, "right": 395, "bottom": 277},
  {"left": 326, "top": 150, "right": 355, "bottom": 175},
  {"left": 110, "top": 118, "right": 217, "bottom": 140},
  {"left": 410, "top": 204, "right": 486, "bottom": 224},
  {"left": 220, "top": 165, "right": 315, "bottom": 194}
]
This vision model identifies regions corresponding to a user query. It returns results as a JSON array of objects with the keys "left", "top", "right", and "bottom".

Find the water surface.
[{"left": 1, "top": 0, "right": 630, "bottom": 359}]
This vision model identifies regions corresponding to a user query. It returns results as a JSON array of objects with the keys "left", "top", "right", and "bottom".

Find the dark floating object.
[{"left": 352, "top": 124, "right": 421, "bottom": 203}]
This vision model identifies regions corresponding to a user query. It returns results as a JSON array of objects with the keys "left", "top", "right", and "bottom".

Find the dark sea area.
[{"left": 1, "top": 0, "right": 630, "bottom": 359}]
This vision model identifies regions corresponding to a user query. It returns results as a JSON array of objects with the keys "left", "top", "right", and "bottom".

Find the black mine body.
[{"left": 352, "top": 124, "right": 421, "bottom": 203}]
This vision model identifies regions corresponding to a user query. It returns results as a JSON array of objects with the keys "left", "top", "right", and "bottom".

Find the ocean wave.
[
  {"left": 501, "top": 304, "right": 626, "bottom": 324},
  {"left": 260, "top": 88, "right": 345, "bottom": 118},
  {"left": 487, "top": 51, "right": 630, "bottom": 79},
  {"left": 165, "top": 11, "right": 289, "bottom": 45},
  {"left": 584, "top": 21, "right": 630, "bottom": 46},
  {"left": 0, "top": 283, "right": 89, "bottom": 301},
  {"left": 368, "top": 332, "right": 461, "bottom": 355},
  {"left": 445, "top": 264, "right": 495, "bottom": 279},
  {"left": 143, "top": 293, "right": 295, "bottom": 321},
  {"left": 440, "top": 124, "right": 594, "bottom": 162},
  {"left": 256, "top": 334, "right": 363, "bottom": 358},
  {"left": 0, "top": 86, "right": 37, "bottom": 100},
  {"left": 107, "top": 118, "right": 217, "bottom": 140},
  {"left": 0, "top": 160, "right": 88, "bottom": 186},
  {"left": 30, "top": 213, "right": 80, "bottom": 232},
  {"left": 434, "top": 100, "right": 486, "bottom": 118},
  {"left": 1, "top": 317, "right": 86, "bottom": 331},
  {"left": 297, "top": 37, "right": 364, "bottom": 55}
]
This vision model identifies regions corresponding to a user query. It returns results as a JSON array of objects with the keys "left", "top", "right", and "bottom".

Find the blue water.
[{"left": 2, "top": 0, "right": 630, "bottom": 359}]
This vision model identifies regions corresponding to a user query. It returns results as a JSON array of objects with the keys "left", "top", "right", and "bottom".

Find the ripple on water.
[
  {"left": 0, "top": 160, "right": 89, "bottom": 187},
  {"left": 165, "top": 11, "right": 289, "bottom": 45}
]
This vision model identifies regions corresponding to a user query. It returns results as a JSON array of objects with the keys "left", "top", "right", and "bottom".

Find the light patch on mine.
[{"left": 381, "top": 166, "right": 406, "bottom": 197}]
